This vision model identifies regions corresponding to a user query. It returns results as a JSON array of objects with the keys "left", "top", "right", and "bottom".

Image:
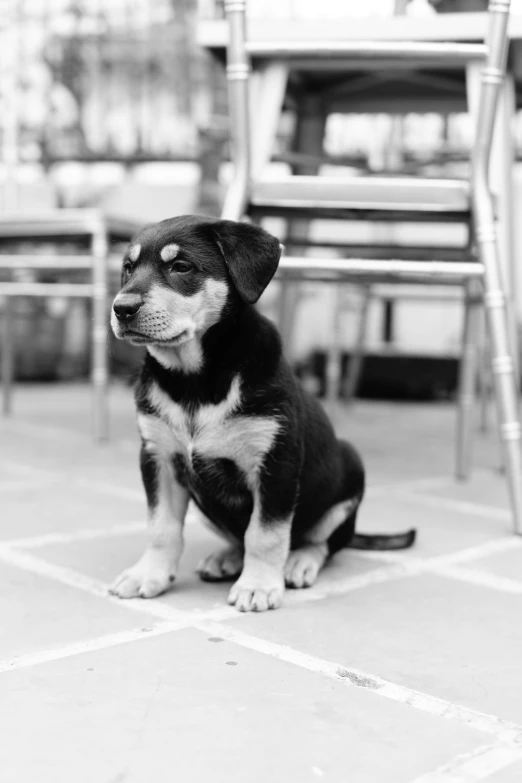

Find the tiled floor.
[{"left": 1, "top": 382, "right": 522, "bottom": 783}]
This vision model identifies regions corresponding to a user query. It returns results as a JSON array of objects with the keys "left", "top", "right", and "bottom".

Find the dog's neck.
[
  {"left": 145, "top": 305, "right": 281, "bottom": 390},
  {"left": 145, "top": 304, "right": 246, "bottom": 376},
  {"left": 147, "top": 338, "right": 203, "bottom": 374}
]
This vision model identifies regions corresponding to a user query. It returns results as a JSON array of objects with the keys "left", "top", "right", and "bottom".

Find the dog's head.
[{"left": 111, "top": 215, "right": 282, "bottom": 349}]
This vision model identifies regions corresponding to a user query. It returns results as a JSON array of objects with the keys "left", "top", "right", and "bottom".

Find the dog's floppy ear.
[{"left": 212, "top": 220, "right": 282, "bottom": 304}]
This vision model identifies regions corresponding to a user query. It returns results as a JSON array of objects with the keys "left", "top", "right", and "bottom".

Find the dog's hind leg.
[
  {"left": 190, "top": 504, "right": 244, "bottom": 582},
  {"left": 285, "top": 497, "right": 359, "bottom": 588},
  {"left": 197, "top": 546, "right": 243, "bottom": 582},
  {"left": 329, "top": 438, "right": 416, "bottom": 552},
  {"left": 285, "top": 542, "right": 329, "bottom": 588}
]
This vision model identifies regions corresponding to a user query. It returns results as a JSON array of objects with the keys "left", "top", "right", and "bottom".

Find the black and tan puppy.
[{"left": 110, "top": 215, "right": 414, "bottom": 612}]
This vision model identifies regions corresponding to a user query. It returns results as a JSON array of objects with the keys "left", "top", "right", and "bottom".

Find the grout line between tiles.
[
  {"left": 393, "top": 490, "right": 511, "bottom": 522},
  {"left": 0, "top": 620, "right": 189, "bottom": 674},
  {"left": 435, "top": 565, "right": 522, "bottom": 595},
  {"left": 190, "top": 619, "right": 522, "bottom": 744},
  {"left": 408, "top": 740, "right": 522, "bottom": 783},
  {"left": 4, "top": 521, "right": 145, "bottom": 549},
  {"left": 1, "top": 541, "right": 522, "bottom": 756}
]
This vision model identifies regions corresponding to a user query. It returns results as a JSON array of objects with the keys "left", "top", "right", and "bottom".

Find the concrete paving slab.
[
  {"left": 410, "top": 469, "right": 510, "bottom": 512},
  {"left": 0, "top": 461, "right": 61, "bottom": 492},
  {"left": 0, "top": 628, "right": 486, "bottom": 783},
  {"left": 0, "top": 382, "right": 137, "bottom": 442},
  {"left": 34, "top": 526, "right": 232, "bottom": 612},
  {"left": 1, "top": 385, "right": 519, "bottom": 783},
  {"left": 468, "top": 544, "right": 522, "bottom": 583},
  {"left": 224, "top": 573, "right": 522, "bottom": 724},
  {"left": 0, "top": 562, "right": 145, "bottom": 660},
  {"left": 358, "top": 493, "right": 505, "bottom": 557},
  {"left": 331, "top": 401, "right": 501, "bottom": 484},
  {"left": 0, "top": 482, "right": 145, "bottom": 541},
  {"left": 33, "top": 521, "right": 383, "bottom": 613},
  {"left": 486, "top": 758, "right": 522, "bottom": 782},
  {"left": 0, "top": 426, "right": 138, "bottom": 481}
]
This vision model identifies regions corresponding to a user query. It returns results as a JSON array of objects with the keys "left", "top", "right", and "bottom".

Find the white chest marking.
[
  {"left": 147, "top": 340, "right": 203, "bottom": 374},
  {"left": 138, "top": 376, "right": 280, "bottom": 483}
]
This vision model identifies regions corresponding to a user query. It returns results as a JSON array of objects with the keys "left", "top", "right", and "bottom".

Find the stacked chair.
[
  {"left": 222, "top": 0, "right": 522, "bottom": 533},
  {"left": 0, "top": 2, "right": 143, "bottom": 441},
  {"left": 0, "top": 211, "right": 141, "bottom": 441}
]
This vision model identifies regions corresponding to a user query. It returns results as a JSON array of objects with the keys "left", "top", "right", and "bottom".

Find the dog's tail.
[
  {"left": 335, "top": 439, "right": 417, "bottom": 552},
  {"left": 349, "top": 529, "right": 416, "bottom": 551}
]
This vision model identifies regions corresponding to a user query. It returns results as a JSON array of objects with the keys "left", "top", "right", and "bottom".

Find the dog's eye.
[
  {"left": 170, "top": 261, "right": 192, "bottom": 274},
  {"left": 121, "top": 265, "right": 132, "bottom": 284}
]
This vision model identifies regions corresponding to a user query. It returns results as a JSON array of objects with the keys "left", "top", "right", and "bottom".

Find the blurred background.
[{"left": 3, "top": 0, "right": 522, "bottom": 400}]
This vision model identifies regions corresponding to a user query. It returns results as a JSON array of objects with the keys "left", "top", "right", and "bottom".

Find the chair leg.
[
  {"left": 277, "top": 280, "right": 300, "bottom": 357},
  {"left": 91, "top": 221, "right": 109, "bottom": 443},
  {"left": 325, "top": 285, "right": 343, "bottom": 412},
  {"left": 478, "top": 311, "right": 491, "bottom": 433},
  {"left": 456, "top": 281, "right": 482, "bottom": 481},
  {"left": 478, "top": 311, "right": 507, "bottom": 475},
  {"left": 345, "top": 284, "right": 371, "bottom": 403},
  {"left": 479, "top": 232, "right": 522, "bottom": 534},
  {"left": 278, "top": 94, "right": 327, "bottom": 361},
  {"left": 2, "top": 297, "right": 13, "bottom": 416}
]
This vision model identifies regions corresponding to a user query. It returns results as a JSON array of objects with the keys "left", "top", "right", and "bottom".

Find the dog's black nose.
[{"left": 113, "top": 295, "right": 142, "bottom": 321}]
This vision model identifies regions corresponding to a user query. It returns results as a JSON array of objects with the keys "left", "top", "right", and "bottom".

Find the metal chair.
[
  {"left": 0, "top": 211, "right": 141, "bottom": 441},
  {"left": 222, "top": 0, "right": 522, "bottom": 534},
  {"left": 0, "top": 2, "right": 145, "bottom": 442}
]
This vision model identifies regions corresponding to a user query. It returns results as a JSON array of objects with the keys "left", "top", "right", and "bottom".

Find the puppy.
[{"left": 110, "top": 215, "right": 414, "bottom": 612}]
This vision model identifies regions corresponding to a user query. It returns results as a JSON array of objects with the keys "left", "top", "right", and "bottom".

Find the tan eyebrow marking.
[
  {"left": 160, "top": 243, "right": 180, "bottom": 262},
  {"left": 128, "top": 243, "right": 141, "bottom": 262}
]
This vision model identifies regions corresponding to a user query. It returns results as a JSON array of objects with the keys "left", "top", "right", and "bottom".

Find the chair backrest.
[{"left": 223, "top": 0, "right": 512, "bottom": 213}]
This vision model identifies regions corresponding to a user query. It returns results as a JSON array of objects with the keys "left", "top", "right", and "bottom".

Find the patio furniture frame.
[
  {"left": 0, "top": 210, "right": 141, "bottom": 442},
  {"left": 222, "top": 0, "right": 522, "bottom": 533}
]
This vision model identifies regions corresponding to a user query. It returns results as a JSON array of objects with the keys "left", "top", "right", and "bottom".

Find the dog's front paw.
[
  {"left": 109, "top": 551, "right": 176, "bottom": 599},
  {"left": 228, "top": 574, "right": 284, "bottom": 612}
]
